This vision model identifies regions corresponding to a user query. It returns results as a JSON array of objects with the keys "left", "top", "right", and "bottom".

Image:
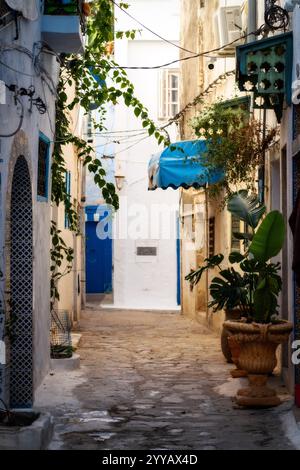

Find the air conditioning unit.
[{"left": 214, "top": 6, "right": 244, "bottom": 57}]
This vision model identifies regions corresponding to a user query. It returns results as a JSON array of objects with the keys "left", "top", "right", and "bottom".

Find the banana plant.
[{"left": 227, "top": 190, "right": 266, "bottom": 242}]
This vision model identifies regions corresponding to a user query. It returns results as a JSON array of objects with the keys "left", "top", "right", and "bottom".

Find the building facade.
[
  {"left": 85, "top": 0, "right": 181, "bottom": 311},
  {"left": 179, "top": 0, "right": 300, "bottom": 398},
  {"left": 0, "top": 0, "right": 85, "bottom": 408},
  {"left": 52, "top": 82, "right": 85, "bottom": 326}
]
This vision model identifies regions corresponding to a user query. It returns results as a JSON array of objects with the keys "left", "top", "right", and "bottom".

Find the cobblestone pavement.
[{"left": 36, "top": 309, "right": 297, "bottom": 450}]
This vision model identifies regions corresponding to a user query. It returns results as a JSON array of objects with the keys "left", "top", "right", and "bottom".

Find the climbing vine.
[{"left": 50, "top": 0, "right": 168, "bottom": 307}]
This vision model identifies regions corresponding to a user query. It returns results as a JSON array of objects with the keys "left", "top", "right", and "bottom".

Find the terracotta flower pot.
[
  {"left": 224, "top": 320, "right": 293, "bottom": 407},
  {"left": 221, "top": 309, "right": 242, "bottom": 363}
]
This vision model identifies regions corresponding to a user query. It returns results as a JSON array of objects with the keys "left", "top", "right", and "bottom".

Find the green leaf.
[
  {"left": 227, "top": 190, "right": 266, "bottom": 229},
  {"left": 233, "top": 232, "right": 253, "bottom": 241},
  {"left": 229, "top": 252, "right": 245, "bottom": 264},
  {"left": 185, "top": 254, "right": 224, "bottom": 286},
  {"left": 253, "top": 279, "right": 278, "bottom": 323},
  {"left": 249, "top": 211, "right": 286, "bottom": 263}
]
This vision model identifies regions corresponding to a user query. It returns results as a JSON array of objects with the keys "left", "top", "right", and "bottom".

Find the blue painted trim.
[
  {"left": 176, "top": 217, "right": 181, "bottom": 306},
  {"left": 237, "top": 31, "right": 293, "bottom": 105},
  {"left": 64, "top": 171, "right": 71, "bottom": 229},
  {"left": 37, "top": 132, "right": 51, "bottom": 203}
]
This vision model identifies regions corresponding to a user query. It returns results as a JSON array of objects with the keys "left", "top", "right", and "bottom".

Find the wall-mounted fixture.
[
  {"left": 115, "top": 173, "right": 125, "bottom": 191},
  {"left": 236, "top": 31, "right": 293, "bottom": 122}
]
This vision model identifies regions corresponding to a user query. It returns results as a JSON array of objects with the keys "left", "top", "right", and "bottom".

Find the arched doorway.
[{"left": 9, "top": 155, "right": 33, "bottom": 408}]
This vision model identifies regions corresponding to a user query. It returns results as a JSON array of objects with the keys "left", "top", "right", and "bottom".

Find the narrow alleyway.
[{"left": 37, "top": 310, "right": 296, "bottom": 450}]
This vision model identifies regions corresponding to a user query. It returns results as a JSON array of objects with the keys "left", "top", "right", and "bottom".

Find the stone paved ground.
[{"left": 36, "top": 309, "right": 297, "bottom": 450}]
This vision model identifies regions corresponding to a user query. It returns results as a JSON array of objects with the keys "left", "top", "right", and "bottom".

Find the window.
[
  {"left": 208, "top": 217, "right": 215, "bottom": 258},
  {"left": 65, "top": 171, "right": 71, "bottom": 229},
  {"left": 86, "top": 111, "right": 93, "bottom": 143},
  {"left": 37, "top": 132, "right": 50, "bottom": 201},
  {"left": 231, "top": 215, "right": 240, "bottom": 252},
  {"left": 159, "top": 69, "right": 180, "bottom": 120}
]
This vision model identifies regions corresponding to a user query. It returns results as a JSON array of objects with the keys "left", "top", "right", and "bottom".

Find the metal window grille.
[
  {"left": 37, "top": 136, "right": 49, "bottom": 199},
  {"left": 50, "top": 310, "right": 73, "bottom": 357},
  {"left": 10, "top": 156, "right": 33, "bottom": 408},
  {"left": 208, "top": 217, "right": 215, "bottom": 258}
]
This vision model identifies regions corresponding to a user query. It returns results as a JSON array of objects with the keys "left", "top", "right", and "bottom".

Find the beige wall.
[
  {"left": 51, "top": 83, "right": 84, "bottom": 325},
  {"left": 180, "top": 0, "right": 245, "bottom": 331}
]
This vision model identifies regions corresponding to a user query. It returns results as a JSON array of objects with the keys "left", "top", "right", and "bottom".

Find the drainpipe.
[{"left": 248, "top": 0, "right": 257, "bottom": 42}]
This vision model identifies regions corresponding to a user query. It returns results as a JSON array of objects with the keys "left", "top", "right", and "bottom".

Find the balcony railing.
[{"left": 44, "top": 0, "right": 86, "bottom": 33}]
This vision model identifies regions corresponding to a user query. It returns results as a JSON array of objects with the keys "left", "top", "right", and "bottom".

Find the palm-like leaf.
[
  {"left": 227, "top": 190, "right": 266, "bottom": 229},
  {"left": 249, "top": 211, "right": 285, "bottom": 263}
]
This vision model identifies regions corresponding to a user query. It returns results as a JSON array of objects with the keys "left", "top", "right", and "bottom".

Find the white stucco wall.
[
  {"left": 111, "top": 0, "right": 180, "bottom": 310},
  {"left": 0, "top": 1, "right": 59, "bottom": 400}
]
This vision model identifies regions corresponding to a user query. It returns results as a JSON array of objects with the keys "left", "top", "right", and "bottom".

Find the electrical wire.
[
  {"left": 110, "top": 0, "right": 198, "bottom": 56},
  {"left": 109, "top": 27, "right": 264, "bottom": 70},
  {"left": 0, "top": 96, "right": 24, "bottom": 138},
  {"left": 0, "top": 59, "right": 36, "bottom": 78},
  {"left": 100, "top": 134, "right": 152, "bottom": 158},
  {"left": 161, "top": 70, "right": 237, "bottom": 130},
  {"left": 83, "top": 128, "right": 147, "bottom": 135}
]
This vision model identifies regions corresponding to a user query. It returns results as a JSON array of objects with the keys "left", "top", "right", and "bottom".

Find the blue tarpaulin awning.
[{"left": 148, "top": 140, "right": 223, "bottom": 191}]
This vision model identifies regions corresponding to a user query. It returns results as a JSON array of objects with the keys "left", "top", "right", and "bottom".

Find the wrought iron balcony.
[{"left": 42, "top": 0, "right": 86, "bottom": 54}]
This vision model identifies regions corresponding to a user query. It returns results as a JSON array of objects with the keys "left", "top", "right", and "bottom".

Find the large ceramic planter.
[
  {"left": 224, "top": 320, "right": 293, "bottom": 407},
  {"left": 221, "top": 309, "right": 242, "bottom": 363}
]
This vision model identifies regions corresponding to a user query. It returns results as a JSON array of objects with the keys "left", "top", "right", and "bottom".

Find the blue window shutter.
[
  {"left": 64, "top": 171, "right": 71, "bottom": 229},
  {"left": 37, "top": 132, "right": 50, "bottom": 202}
]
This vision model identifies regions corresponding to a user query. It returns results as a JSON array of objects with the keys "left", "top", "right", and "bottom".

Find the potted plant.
[
  {"left": 186, "top": 192, "right": 264, "bottom": 363},
  {"left": 190, "top": 101, "right": 277, "bottom": 203},
  {"left": 186, "top": 253, "right": 249, "bottom": 365},
  {"left": 44, "top": 0, "right": 78, "bottom": 15},
  {"left": 186, "top": 191, "right": 293, "bottom": 407}
]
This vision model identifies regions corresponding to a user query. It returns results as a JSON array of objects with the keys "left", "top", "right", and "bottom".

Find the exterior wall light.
[{"left": 115, "top": 174, "right": 125, "bottom": 191}]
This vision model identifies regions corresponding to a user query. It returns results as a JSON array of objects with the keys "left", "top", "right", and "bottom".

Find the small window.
[
  {"left": 86, "top": 111, "right": 93, "bottom": 143},
  {"left": 65, "top": 171, "right": 71, "bottom": 229},
  {"left": 158, "top": 69, "right": 180, "bottom": 120},
  {"left": 208, "top": 217, "right": 215, "bottom": 258},
  {"left": 231, "top": 215, "right": 241, "bottom": 252},
  {"left": 37, "top": 133, "right": 50, "bottom": 201}
]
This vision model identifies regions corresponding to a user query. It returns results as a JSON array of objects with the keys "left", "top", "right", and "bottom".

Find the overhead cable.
[
  {"left": 109, "top": 26, "right": 264, "bottom": 70},
  {"left": 110, "top": 0, "right": 198, "bottom": 55}
]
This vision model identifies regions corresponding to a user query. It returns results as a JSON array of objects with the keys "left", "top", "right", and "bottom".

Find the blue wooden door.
[{"left": 85, "top": 211, "right": 112, "bottom": 294}]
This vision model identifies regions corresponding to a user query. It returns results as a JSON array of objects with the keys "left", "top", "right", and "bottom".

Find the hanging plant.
[{"left": 190, "top": 100, "right": 278, "bottom": 201}]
